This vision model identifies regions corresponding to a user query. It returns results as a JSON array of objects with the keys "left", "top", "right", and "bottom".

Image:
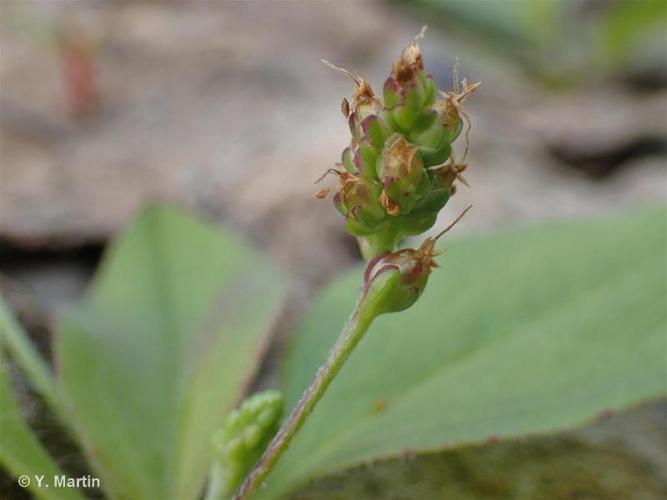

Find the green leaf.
[
  {"left": 596, "top": 0, "right": 667, "bottom": 63},
  {"left": 0, "top": 348, "right": 84, "bottom": 500},
  {"left": 267, "top": 207, "right": 666, "bottom": 497},
  {"left": 295, "top": 430, "right": 667, "bottom": 499},
  {"left": 0, "top": 294, "right": 63, "bottom": 420},
  {"left": 55, "top": 204, "right": 284, "bottom": 499}
]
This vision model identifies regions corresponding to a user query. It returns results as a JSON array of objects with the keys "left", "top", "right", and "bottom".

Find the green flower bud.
[
  {"left": 383, "top": 77, "right": 400, "bottom": 109},
  {"left": 438, "top": 98, "right": 463, "bottom": 142},
  {"left": 359, "top": 115, "right": 390, "bottom": 150},
  {"left": 414, "top": 126, "right": 451, "bottom": 167},
  {"left": 408, "top": 187, "right": 450, "bottom": 219},
  {"left": 362, "top": 206, "right": 471, "bottom": 314},
  {"left": 341, "top": 146, "right": 356, "bottom": 174},
  {"left": 346, "top": 77, "right": 383, "bottom": 143},
  {"left": 437, "top": 80, "right": 480, "bottom": 142},
  {"left": 399, "top": 211, "right": 438, "bottom": 236},
  {"left": 362, "top": 241, "right": 436, "bottom": 314},
  {"left": 208, "top": 390, "right": 283, "bottom": 499},
  {"left": 384, "top": 43, "right": 437, "bottom": 131},
  {"left": 332, "top": 172, "right": 386, "bottom": 235},
  {"left": 354, "top": 92, "right": 383, "bottom": 122},
  {"left": 378, "top": 133, "right": 430, "bottom": 215},
  {"left": 354, "top": 138, "right": 380, "bottom": 180},
  {"left": 431, "top": 162, "right": 469, "bottom": 197}
]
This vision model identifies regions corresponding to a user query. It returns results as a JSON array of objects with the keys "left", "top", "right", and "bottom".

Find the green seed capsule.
[
  {"left": 360, "top": 115, "right": 390, "bottom": 150},
  {"left": 411, "top": 185, "right": 450, "bottom": 216},
  {"left": 341, "top": 147, "right": 356, "bottom": 174},
  {"left": 439, "top": 99, "right": 464, "bottom": 142},
  {"left": 355, "top": 139, "right": 380, "bottom": 180},
  {"left": 383, "top": 77, "right": 400, "bottom": 109},
  {"left": 333, "top": 173, "right": 386, "bottom": 233},
  {"left": 362, "top": 241, "right": 437, "bottom": 314},
  {"left": 414, "top": 126, "right": 450, "bottom": 167},
  {"left": 408, "top": 109, "right": 438, "bottom": 135},
  {"left": 391, "top": 90, "right": 421, "bottom": 130},
  {"left": 399, "top": 211, "right": 438, "bottom": 236},
  {"left": 362, "top": 205, "right": 472, "bottom": 313},
  {"left": 378, "top": 133, "right": 430, "bottom": 215},
  {"left": 418, "top": 73, "right": 437, "bottom": 109}
]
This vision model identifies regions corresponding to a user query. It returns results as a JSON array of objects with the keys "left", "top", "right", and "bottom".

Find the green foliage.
[
  {"left": 0, "top": 294, "right": 62, "bottom": 419},
  {"left": 414, "top": 0, "right": 667, "bottom": 84},
  {"left": 0, "top": 343, "right": 83, "bottom": 500},
  {"left": 596, "top": 0, "right": 667, "bottom": 63},
  {"left": 1, "top": 203, "right": 664, "bottom": 500},
  {"left": 265, "top": 207, "right": 666, "bottom": 497},
  {"left": 295, "top": 432, "right": 667, "bottom": 499},
  {"left": 54, "top": 205, "right": 284, "bottom": 499}
]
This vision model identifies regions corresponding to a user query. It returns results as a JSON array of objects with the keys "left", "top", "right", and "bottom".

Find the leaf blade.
[
  {"left": 0, "top": 294, "right": 62, "bottom": 418},
  {"left": 0, "top": 348, "right": 84, "bottom": 500},
  {"left": 268, "top": 208, "right": 667, "bottom": 497},
  {"left": 55, "top": 204, "right": 284, "bottom": 499}
]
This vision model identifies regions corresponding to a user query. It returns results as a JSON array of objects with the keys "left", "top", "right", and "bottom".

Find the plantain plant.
[
  {"left": 235, "top": 29, "right": 479, "bottom": 499},
  {"left": 1, "top": 31, "right": 665, "bottom": 500}
]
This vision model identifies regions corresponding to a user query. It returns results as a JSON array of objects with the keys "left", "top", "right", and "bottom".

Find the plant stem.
[
  {"left": 234, "top": 272, "right": 399, "bottom": 499},
  {"left": 357, "top": 227, "right": 401, "bottom": 261}
]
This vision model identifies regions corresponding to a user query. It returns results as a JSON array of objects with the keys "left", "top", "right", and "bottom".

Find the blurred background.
[
  {"left": 2, "top": 0, "right": 666, "bottom": 302},
  {"left": 1, "top": 0, "right": 666, "bottom": 498}
]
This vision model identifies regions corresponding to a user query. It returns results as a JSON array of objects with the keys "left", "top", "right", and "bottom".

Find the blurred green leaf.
[
  {"left": 266, "top": 208, "right": 666, "bottom": 497},
  {"left": 413, "top": 0, "right": 666, "bottom": 85},
  {"left": 55, "top": 205, "right": 284, "bottom": 499},
  {"left": 597, "top": 0, "right": 667, "bottom": 63},
  {"left": 413, "top": 0, "right": 564, "bottom": 68},
  {"left": 0, "top": 294, "right": 62, "bottom": 419},
  {"left": 0, "top": 348, "right": 84, "bottom": 500}
]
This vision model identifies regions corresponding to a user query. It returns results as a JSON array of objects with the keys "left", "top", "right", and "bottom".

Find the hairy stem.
[
  {"left": 234, "top": 272, "right": 399, "bottom": 499},
  {"left": 357, "top": 227, "right": 401, "bottom": 261}
]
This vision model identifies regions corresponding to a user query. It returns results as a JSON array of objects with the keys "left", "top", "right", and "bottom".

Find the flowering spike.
[
  {"left": 322, "top": 31, "right": 477, "bottom": 260},
  {"left": 207, "top": 390, "right": 283, "bottom": 499},
  {"left": 236, "top": 33, "right": 476, "bottom": 500}
]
